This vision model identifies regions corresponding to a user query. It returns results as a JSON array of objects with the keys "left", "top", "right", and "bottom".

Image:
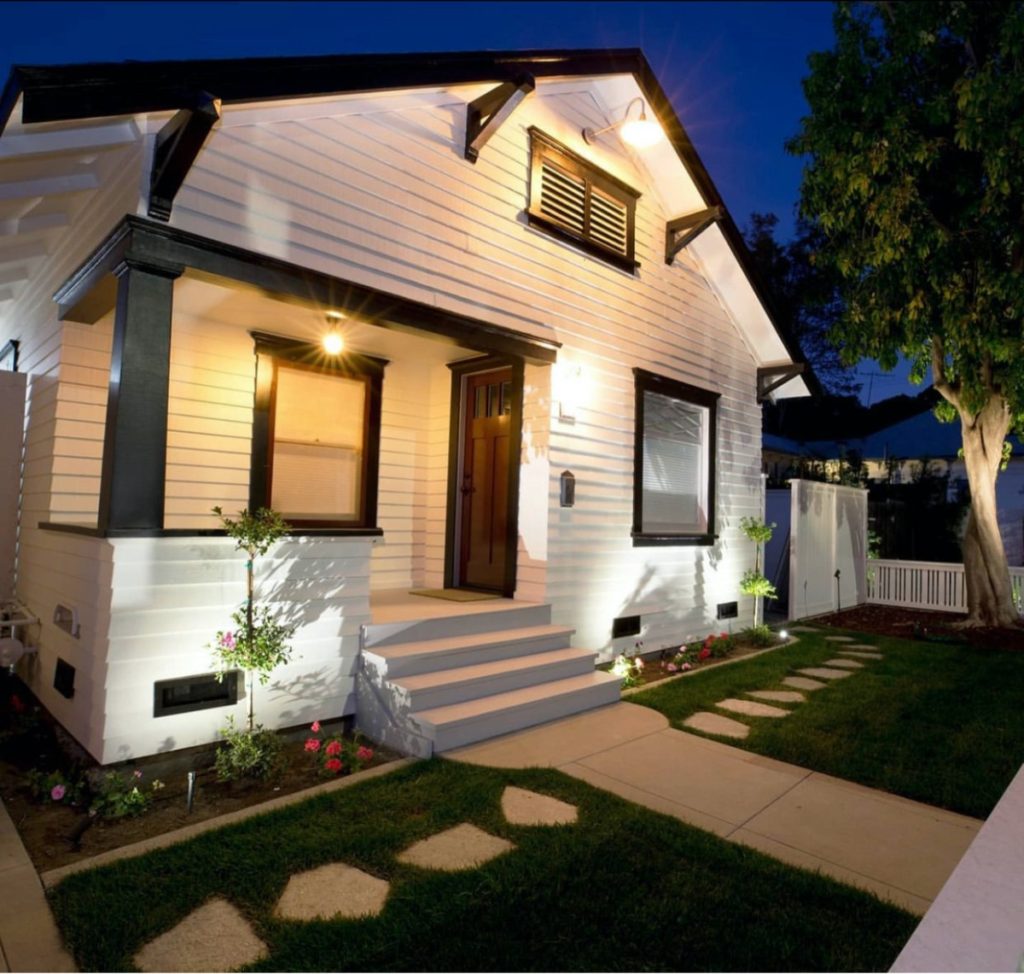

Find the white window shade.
[
  {"left": 641, "top": 391, "right": 707, "bottom": 534},
  {"left": 271, "top": 366, "right": 365, "bottom": 520}
]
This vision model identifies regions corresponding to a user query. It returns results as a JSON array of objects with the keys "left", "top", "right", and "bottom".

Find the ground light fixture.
[
  {"left": 583, "top": 97, "right": 664, "bottom": 149},
  {"left": 323, "top": 311, "right": 345, "bottom": 355}
]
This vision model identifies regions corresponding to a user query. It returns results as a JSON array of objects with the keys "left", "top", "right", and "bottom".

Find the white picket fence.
[{"left": 866, "top": 558, "right": 1024, "bottom": 613}]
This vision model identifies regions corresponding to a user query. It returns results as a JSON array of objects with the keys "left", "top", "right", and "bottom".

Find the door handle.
[{"left": 461, "top": 476, "right": 475, "bottom": 496}]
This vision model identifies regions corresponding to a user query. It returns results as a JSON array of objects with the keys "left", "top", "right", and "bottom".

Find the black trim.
[
  {"left": 54, "top": 658, "right": 75, "bottom": 699},
  {"left": 154, "top": 670, "right": 240, "bottom": 718},
  {"left": 665, "top": 206, "right": 723, "bottom": 265},
  {"left": 631, "top": 368, "right": 719, "bottom": 547},
  {"left": 527, "top": 128, "right": 640, "bottom": 272},
  {"left": 443, "top": 355, "right": 523, "bottom": 597},
  {"left": 464, "top": 74, "right": 534, "bottom": 163},
  {"left": 149, "top": 93, "right": 221, "bottom": 221},
  {"left": 55, "top": 216, "right": 560, "bottom": 365},
  {"left": 3, "top": 47, "right": 811, "bottom": 388},
  {"left": 39, "top": 521, "right": 384, "bottom": 539},
  {"left": 0, "top": 338, "right": 18, "bottom": 372},
  {"left": 97, "top": 258, "right": 181, "bottom": 534},
  {"left": 249, "top": 334, "right": 386, "bottom": 530}
]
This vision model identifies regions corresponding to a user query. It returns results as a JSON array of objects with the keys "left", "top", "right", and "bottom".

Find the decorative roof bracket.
[
  {"left": 148, "top": 92, "right": 221, "bottom": 222},
  {"left": 757, "top": 363, "right": 805, "bottom": 402},
  {"left": 664, "top": 205, "right": 723, "bottom": 264},
  {"left": 464, "top": 74, "right": 535, "bottom": 163}
]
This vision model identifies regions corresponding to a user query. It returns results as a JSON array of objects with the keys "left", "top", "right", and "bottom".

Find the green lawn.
[
  {"left": 631, "top": 628, "right": 1024, "bottom": 819},
  {"left": 51, "top": 759, "right": 915, "bottom": 972}
]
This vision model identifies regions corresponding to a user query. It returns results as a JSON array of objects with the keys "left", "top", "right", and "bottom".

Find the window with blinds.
[
  {"left": 632, "top": 369, "right": 720, "bottom": 546},
  {"left": 528, "top": 128, "right": 640, "bottom": 271}
]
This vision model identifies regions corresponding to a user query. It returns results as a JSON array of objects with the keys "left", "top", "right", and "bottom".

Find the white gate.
[
  {"left": 769, "top": 479, "right": 869, "bottom": 620},
  {"left": 867, "top": 558, "right": 1024, "bottom": 612}
]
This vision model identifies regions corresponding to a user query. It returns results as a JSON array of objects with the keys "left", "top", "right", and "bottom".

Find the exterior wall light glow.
[
  {"left": 323, "top": 311, "right": 345, "bottom": 355},
  {"left": 583, "top": 98, "right": 663, "bottom": 149}
]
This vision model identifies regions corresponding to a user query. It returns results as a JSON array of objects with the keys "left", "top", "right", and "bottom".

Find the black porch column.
[{"left": 97, "top": 258, "right": 182, "bottom": 533}]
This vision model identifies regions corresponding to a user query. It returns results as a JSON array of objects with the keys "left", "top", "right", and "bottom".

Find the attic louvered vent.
[{"left": 528, "top": 128, "right": 640, "bottom": 272}]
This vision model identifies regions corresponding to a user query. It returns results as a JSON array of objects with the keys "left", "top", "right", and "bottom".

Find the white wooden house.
[{"left": 0, "top": 49, "right": 809, "bottom": 762}]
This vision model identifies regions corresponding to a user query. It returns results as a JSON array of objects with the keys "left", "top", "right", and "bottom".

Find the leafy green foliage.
[
  {"left": 26, "top": 767, "right": 87, "bottom": 806},
  {"left": 740, "top": 624, "right": 778, "bottom": 647},
  {"left": 739, "top": 517, "right": 775, "bottom": 545},
  {"left": 214, "top": 717, "right": 284, "bottom": 783},
  {"left": 212, "top": 506, "right": 289, "bottom": 560},
  {"left": 213, "top": 607, "right": 293, "bottom": 686},
  {"left": 88, "top": 769, "right": 164, "bottom": 819},
  {"left": 740, "top": 570, "right": 778, "bottom": 600}
]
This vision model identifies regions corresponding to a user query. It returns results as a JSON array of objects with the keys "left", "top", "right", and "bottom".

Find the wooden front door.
[{"left": 459, "top": 368, "right": 514, "bottom": 591}]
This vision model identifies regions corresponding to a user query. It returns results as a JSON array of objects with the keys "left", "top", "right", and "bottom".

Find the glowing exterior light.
[
  {"left": 582, "top": 97, "right": 664, "bottom": 149},
  {"left": 779, "top": 629, "right": 789, "bottom": 641},
  {"left": 323, "top": 330, "right": 344, "bottom": 355}
]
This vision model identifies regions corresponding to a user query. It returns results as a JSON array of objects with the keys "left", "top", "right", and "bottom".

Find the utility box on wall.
[{"left": 0, "top": 371, "right": 25, "bottom": 601}]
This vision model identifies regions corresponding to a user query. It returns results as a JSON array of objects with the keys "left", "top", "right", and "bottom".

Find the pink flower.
[
  {"left": 324, "top": 758, "right": 343, "bottom": 774},
  {"left": 51, "top": 784, "right": 66, "bottom": 801},
  {"left": 133, "top": 770, "right": 143, "bottom": 779},
  {"left": 219, "top": 631, "right": 235, "bottom": 649},
  {"left": 720, "top": 632, "right": 728, "bottom": 639},
  {"left": 356, "top": 746, "right": 374, "bottom": 762},
  {"left": 634, "top": 657, "right": 644, "bottom": 671},
  {"left": 324, "top": 740, "right": 342, "bottom": 756},
  {"left": 304, "top": 738, "right": 320, "bottom": 752},
  {"left": 311, "top": 720, "right": 321, "bottom": 733},
  {"left": 681, "top": 662, "right": 692, "bottom": 671},
  {"left": 666, "top": 663, "right": 678, "bottom": 672}
]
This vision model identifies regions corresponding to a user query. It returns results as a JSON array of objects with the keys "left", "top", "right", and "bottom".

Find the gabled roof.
[{"left": 0, "top": 48, "right": 813, "bottom": 392}]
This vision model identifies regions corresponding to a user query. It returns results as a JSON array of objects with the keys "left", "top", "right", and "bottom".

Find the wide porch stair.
[{"left": 356, "top": 593, "right": 620, "bottom": 758}]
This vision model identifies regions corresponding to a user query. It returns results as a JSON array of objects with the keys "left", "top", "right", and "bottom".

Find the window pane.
[
  {"left": 641, "top": 391, "right": 707, "bottom": 534},
  {"left": 272, "top": 366, "right": 365, "bottom": 520}
]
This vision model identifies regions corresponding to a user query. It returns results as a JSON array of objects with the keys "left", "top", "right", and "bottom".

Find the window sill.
[
  {"left": 39, "top": 522, "right": 385, "bottom": 539},
  {"left": 631, "top": 532, "right": 717, "bottom": 547}
]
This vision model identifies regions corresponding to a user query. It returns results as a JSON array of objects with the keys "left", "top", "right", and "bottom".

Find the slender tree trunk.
[
  {"left": 958, "top": 398, "right": 1019, "bottom": 627},
  {"left": 246, "top": 552, "right": 255, "bottom": 732}
]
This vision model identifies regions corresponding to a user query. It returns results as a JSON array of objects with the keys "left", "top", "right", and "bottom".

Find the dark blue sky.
[{"left": 0, "top": 1, "right": 910, "bottom": 401}]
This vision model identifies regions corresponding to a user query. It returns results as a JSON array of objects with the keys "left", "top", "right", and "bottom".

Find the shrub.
[
  {"left": 214, "top": 717, "right": 284, "bottom": 782},
  {"left": 303, "top": 720, "right": 375, "bottom": 777},
  {"left": 89, "top": 769, "right": 164, "bottom": 819},
  {"left": 26, "top": 767, "right": 87, "bottom": 806},
  {"left": 741, "top": 623, "right": 777, "bottom": 647}
]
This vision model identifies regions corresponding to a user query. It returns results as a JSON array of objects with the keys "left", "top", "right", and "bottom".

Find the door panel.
[{"left": 460, "top": 368, "right": 514, "bottom": 590}]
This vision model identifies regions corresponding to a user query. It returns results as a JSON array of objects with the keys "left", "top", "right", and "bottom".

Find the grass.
[
  {"left": 631, "top": 628, "right": 1024, "bottom": 819},
  {"left": 50, "top": 759, "right": 916, "bottom": 972}
]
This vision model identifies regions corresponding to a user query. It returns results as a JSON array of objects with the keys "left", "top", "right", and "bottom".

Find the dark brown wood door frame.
[{"left": 444, "top": 356, "right": 524, "bottom": 597}]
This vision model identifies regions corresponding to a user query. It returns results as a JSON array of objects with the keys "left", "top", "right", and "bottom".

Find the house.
[
  {"left": 764, "top": 407, "right": 1024, "bottom": 564},
  {"left": 0, "top": 49, "right": 809, "bottom": 763}
]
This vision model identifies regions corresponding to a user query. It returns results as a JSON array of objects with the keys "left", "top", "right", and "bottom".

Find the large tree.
[{"left": 790, "top": 0, "right": 1024, "bottom": 626}]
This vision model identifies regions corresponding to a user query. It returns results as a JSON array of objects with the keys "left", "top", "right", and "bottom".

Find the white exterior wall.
[
  {"left": 165, "top": 85, "right": 764, "bottom": 657},
  {"left": 0, "top": 371, "right": 26, "bottom": 599}
]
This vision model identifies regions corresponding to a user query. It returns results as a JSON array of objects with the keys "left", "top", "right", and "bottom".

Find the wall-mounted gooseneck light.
[{"left": 583, "top": 97, "right": 664, "bottom": 149}]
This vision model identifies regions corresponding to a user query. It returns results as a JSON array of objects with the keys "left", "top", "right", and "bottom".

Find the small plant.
[
  {"left": 739, "top": 517, "right": 777, "bottom": 626},
  {"left": 89, "top": 769, "right": 164, "bottom": 819},
  {"left": 611, "top": 641, "right": 646, "bottom": 688},
  {"left": 210, "top": 506, "right": 295, "bottom": 734},
  {"left": 26, "top": 767, "right": 87, "bottom": 806},
  {"left": 303, "top": 720, "right": 375, "bottom": 777},
  {"left": 214, "top": 716, "right": 284, "bottom": 782},
  {"left": 740, "top": 623, "right": 777, "bottom": 647},
  {"left": 666, "top": 631, "right": 736, "bottom": 671}
]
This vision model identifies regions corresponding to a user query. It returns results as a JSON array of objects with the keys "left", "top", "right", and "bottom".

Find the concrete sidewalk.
[{"left": 448, "top": 702, "right": 982, "bottom": 915}]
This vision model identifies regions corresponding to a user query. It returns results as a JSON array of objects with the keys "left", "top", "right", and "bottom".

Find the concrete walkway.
[
  {"left": 448, "top": 702, "right": 982, "bottom": 915},
  {"left": 0, "top": 799, "right": 76, "bottom": 972}
]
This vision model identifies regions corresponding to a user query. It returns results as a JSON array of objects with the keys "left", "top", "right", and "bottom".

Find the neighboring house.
[
  {"left": 765, "top": 409, "right": 1024, "bottom": 564},
  {"left": 0, "top": 49, "right": 808, "bottom": 763}
]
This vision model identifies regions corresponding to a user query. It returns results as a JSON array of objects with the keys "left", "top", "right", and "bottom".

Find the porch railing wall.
[{"left": 866, "top": 558, "right": 1024, "bottom": 613}]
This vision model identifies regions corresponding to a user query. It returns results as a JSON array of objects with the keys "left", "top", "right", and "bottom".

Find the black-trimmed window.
[
  {"left": 0, "top": 339, "right": 18, "bottom": 372},
  {"left": 250, "top": 333, "right": 385, "bottom": 530},
  {"left": 527, "top": 128, "right": 640, "bottom": 272},
  {"left": 632, "top": 369, "right": 718, "bottom": 546}
]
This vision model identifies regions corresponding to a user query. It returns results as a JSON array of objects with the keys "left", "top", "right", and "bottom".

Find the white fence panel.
[
  {"left": 0, "top": 371, "right": 26, "bottom": 600},
  {"left": 867, "top": 558, "right": 1024, "bottom": 613}
]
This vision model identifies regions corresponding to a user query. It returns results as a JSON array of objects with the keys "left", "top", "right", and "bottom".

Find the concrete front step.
[
  {"left": 363, "top": 601, "right": 552, "bottom": 649},
  {"left": 393, "top": 647, "right": 597, "bottom": 711},
  {"left": 364, "top": 624, "right": 576, "bottom": 678},
  {"left": 415, "top": 671, "right": 622, "bottom": 753}
]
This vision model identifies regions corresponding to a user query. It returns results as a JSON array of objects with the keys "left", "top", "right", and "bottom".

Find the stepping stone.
[
  {"left": 501, "top": 787, "right": 577, "bottom": 826},
  {"left": 783, "top": 676, "right": 827, "bottom": 691},
  {"left": 716, "top": 698, "right": 790, "bottom": 718},
  {"left": 397, "top": 823, "right": 514, "bottom": 871},
  {"left": 788, "top": 626, "right": 820, "bottom": 633},
  {"left": 840, "top": 650, "right": 883, "bottom": 660},
  {"left": 134, "top": 897, "right": 267, "bottom": 973},
  {"left": 825, "top": 635, "right": 855, "bottom": 642},
  {"left": 275, "top": 863, "right": 390, "bottom": 921},
  {"left": 824, "top": 658, "right": 864, "bottom": 669},
  {"left": 797, "top": 667, "right": 854, "bottom": 680},
  {"left": 848, "top": 644, "right": 881, "bottom": 651},
  {"left": 683, "top": 712, "right": 749, "bottom": 739},
  {"left": 747, "top": 690, "right": 805, "bottom": 704}
]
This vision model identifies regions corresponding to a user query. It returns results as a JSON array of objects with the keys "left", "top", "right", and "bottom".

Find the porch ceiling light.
[
  {"left": 323, "top": 312, "right": 345, "bottom": 355},
  {"left": 583, "top": 98, "right": 663, "bottom": 149}
]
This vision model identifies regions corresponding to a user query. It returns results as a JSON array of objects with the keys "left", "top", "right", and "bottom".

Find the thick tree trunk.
[{"left": 958, "top": 397, "right": 1019, "bottom": 627}]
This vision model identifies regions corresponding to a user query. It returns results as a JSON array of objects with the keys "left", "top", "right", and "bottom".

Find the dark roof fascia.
[{"left": 5, "top": 47, "right": 813, "bottom": 387}]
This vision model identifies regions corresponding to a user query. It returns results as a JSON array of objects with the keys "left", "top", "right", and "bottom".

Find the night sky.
[{"left": 0, "top": 1, "right": 910, "bottom": 401}]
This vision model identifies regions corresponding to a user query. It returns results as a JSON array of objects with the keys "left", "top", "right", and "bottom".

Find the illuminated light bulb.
[
  {"left": 323, "top": 330, "right": 344, "bottom": 355},
  {"left": 620, "top": 113, "right": 663, "bottom": 148},
  {"left": 779, "top": 629, "right": 789, "bottom": 641}
]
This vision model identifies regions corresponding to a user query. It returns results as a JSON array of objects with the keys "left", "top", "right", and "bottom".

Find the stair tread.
[
  {"left": 366, "top": 623, "right": 575, "bottom": 660},
  {"left": 413, "top": 671, "right": 620, "bottom": 727},
  {"left": 394, "top": 647, "right": 596, "bottom": 691}
]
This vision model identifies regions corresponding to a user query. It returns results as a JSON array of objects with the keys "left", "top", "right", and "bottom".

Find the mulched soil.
[
  {"left": 0, "top": 676, "right": 398, "bottom": 873},
  {"left": 812, "top": 603, "right": 1024, "bottom": 652},
  {"left": 599, "top": 639, "right": 781, "bottom": 690}
]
